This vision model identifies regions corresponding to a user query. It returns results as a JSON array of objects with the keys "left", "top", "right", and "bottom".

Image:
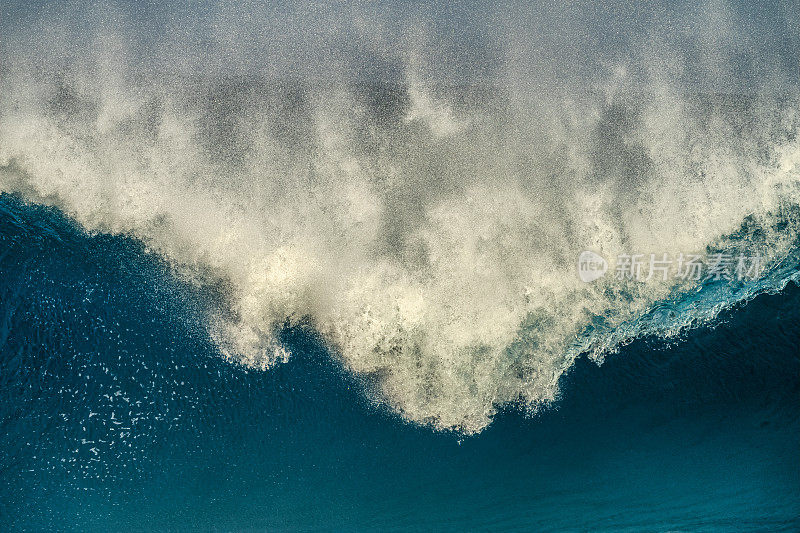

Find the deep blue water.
[{"left": 1, "top": 194, "right": 798, "bottom": 531}]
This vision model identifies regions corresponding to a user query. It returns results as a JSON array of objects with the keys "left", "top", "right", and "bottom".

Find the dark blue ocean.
[
  {"left": 3, "top": 0, "right": 800, "bottom": 530},
  {"left": 1, "top": 194, "right": 798, "bottom": 531}
]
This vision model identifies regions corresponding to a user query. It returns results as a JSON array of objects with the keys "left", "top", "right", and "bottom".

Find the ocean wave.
[{"left": 1, "top": 1, "right": 799, "bottom": 433}]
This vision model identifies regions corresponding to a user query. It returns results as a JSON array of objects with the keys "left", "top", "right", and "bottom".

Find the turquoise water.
[
  {"left": 2, "top": 1, "right": 800, "bottom": 529},
  {"left": 1, "top": 195, "right": 798, "bottom": 531}
]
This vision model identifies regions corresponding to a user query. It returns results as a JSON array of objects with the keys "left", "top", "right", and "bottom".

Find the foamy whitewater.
[{"left": 1, "top": 1, "right": 799, "bottom": 433}]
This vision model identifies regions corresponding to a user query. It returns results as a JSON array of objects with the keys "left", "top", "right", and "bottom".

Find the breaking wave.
[{"left": 1, "top": 0, "right": 799, "bottom": 432}]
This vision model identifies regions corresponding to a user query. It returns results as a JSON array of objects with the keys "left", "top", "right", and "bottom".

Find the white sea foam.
[{"left": 1, "top": 1, "right": 798, "bottom": 432}]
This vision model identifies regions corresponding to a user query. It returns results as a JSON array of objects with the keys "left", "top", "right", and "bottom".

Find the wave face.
[
  {"left": 2, "top": 0, "right": 800, "bottom": 433},
  {"left": 0, "top": 195, "right": 798, "bottom": 531}
]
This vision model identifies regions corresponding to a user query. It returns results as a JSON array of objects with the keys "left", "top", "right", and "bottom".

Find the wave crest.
[{"left": 2, "top": 1, "right": 799, "bottom": 432}]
